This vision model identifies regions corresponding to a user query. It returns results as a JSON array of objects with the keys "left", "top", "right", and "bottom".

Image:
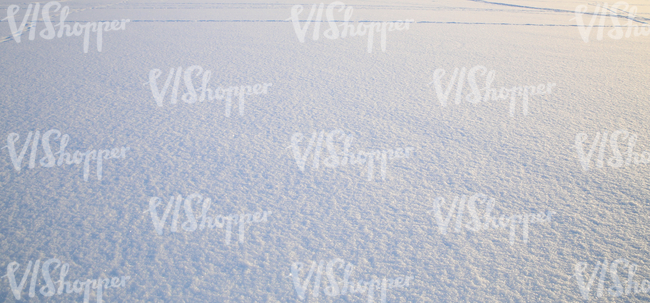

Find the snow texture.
[{"left": 0, "top": 0, "right": 649, "bottom": 302}]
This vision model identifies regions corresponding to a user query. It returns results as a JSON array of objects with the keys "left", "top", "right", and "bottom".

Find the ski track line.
[
  {"left": 471, "top": 0, "right": 649, "bottom": 23},
  {"left": 3, "top": 19, "right": 636, "bottom": 28},
  {"left": 1, "top": 0, "right": 647, "bottom": 44},
  {"left": 602, "top": 5, "right": 650, "bottom": 24}
]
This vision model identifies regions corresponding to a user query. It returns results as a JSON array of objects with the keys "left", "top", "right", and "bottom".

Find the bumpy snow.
[{"left": 1, "top": 0, "right": 649, "bottom": 302}]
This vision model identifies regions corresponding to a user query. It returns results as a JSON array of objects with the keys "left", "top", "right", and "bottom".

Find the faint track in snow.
[
  {"left": 0, "top": 2, "right": 578, "bottom": 13},
  {"left": 1, "top": 1, "right": 647, "bottom": 31},
  {"left": 468, "top": 0, "right": 584, "bottom": 14},
  {"left": 601, "top": 4, "right": 650, "bottom": 24},
  {"left": 49, "top": 2, "right": 516, "bottom": 11},
  {"left": 470, "top": 0, "right": 649, "bottom": 24},
  {"left": 27, "top": 19, "right": 635, "bottom": 28}
]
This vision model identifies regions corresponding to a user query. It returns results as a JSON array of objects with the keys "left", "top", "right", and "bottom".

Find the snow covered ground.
[{"left": 0, "top": 0, "right": 649, "bottom": 301}]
